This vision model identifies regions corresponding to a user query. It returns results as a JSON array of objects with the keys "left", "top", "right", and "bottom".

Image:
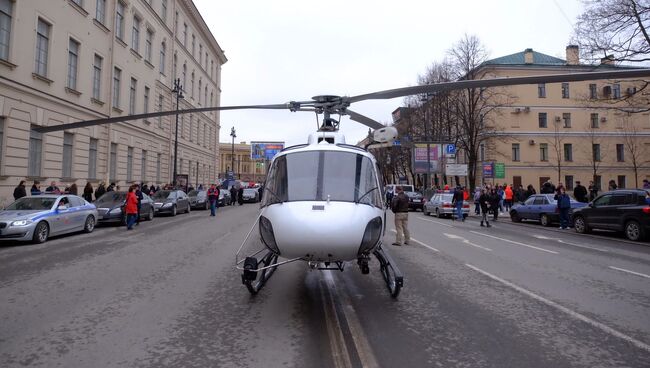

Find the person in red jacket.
[
  {"left": 504, "top": 185, "right": 514, "bottom": 212},
  {"left": 125, "top": 185, "right": 139, "bottom": 230}
]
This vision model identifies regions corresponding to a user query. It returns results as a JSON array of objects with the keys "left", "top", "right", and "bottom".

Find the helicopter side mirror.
[{"left": 372, "top": 126, "right": 398, "bottom": 144}]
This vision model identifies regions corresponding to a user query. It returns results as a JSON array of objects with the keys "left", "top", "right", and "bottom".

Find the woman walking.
[
  {"left": 13, "top": 181, "right": 27, "bottom": 200},
  {"left": 83, "top": 182, "right": 94, "bottom": 202},
  {"left": 479, "top": 188, "right": 491, "bottom": 228},
  {"left": 125, "top": 185, "right": 139, "bottom": 230}
]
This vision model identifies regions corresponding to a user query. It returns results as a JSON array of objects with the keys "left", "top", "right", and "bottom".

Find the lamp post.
[
  {"left": 230, "top": 126, "right": 236, "bottom": 180},
  {"left": 421, "top": 95, "right": 430, "bottom": 190},
  {"left": 171, "top": 78, "right": 184, "bottom": 188}
]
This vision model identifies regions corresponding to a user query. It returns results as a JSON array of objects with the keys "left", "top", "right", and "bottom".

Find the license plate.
[{"left": 97, "top": 215, "right": 103, "bottom": 220}]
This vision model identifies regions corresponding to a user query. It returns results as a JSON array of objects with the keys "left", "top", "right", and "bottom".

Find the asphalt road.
[{"left": 0, "top": 204, "right": 648, "bottom": 367}]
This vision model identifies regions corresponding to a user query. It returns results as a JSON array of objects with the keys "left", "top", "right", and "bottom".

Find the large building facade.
[
  {"left": 218, "top": 142, "right": 267, "bottom": 184},
  {"left": 0, "top": 0, "right": 225, "bottom": 205}
]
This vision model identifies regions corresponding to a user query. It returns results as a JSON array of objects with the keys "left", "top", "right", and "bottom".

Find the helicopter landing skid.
[
  {"left": 241, "top": 250, "right": 280, "bottom": 295},
  {"left": 373, "top": 246, "right": 403, "bottom": 298}
]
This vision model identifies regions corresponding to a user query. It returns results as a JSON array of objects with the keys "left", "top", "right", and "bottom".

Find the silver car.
[
  {"left": 423, "top": 192, "right": 469, "bottom": 219},
  {"left": 0, "top": 195, "right": 98, "bottom": 243}
]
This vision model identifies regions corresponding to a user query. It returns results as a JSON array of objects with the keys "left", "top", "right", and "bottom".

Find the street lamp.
[
  {"left": 171, "top": 78, "right": 184, "bottom": 188},
  {"left": 230, "top": 126, "right": 236, "bottom": 180}
]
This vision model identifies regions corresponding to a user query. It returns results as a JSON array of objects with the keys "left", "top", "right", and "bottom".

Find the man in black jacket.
[
  {"left": 13, "top": 181, "right": 27, "bottom": 200},
  {"left": 573, "top": 181, "right": 588, "bottom": 203},
  {"left": 390, "top": 186, "right": 410, "bottom": 246},
  {"left": 479, "top": 188, "right": 491, "bottom": 227}
]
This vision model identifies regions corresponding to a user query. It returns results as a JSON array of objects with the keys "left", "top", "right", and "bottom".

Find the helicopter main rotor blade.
[
  {"left": 33, "top": 103, "right": 295, "bottom": 133},
  {"left": 348, "top": 69, "right": 650, "bottom": 103},
  {"left": 345, "top": 109, "right": 384, "bottom": 130}
]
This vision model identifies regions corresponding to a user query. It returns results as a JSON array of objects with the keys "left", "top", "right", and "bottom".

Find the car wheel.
[
  {"left": 624, "top": 220, "right": 644, "bottom": 241},
  {"left": 205, "top": 202, "right": 209, "bottom": 211},
  {"left": 147, "top": 207, "right": 154, "bottom": 221},
  {"left": 171, "top": 205, "right": 177, "bottom": 217},
  {"left": 186, "top": 205, "right": 191, "bottom": 214},
  {"left": 573, "top": 216, "right": 589, "bottom": 234},
  {"left": 423, "top": 207, "right": 430, "bottom": 216},
  {"left": 435, "top": 208, "right": 440, "bottom": 218},
  {"left": 32, "top": 221, "right": 49, "bottom": 244},
  {"left": 510, "top": 211, "right": 521, "bottom": 223},
  {"left": 83, "top": 215, "right": 95, "bottom": 233},
  {"left": 540, "top": 214, "right": 551, "bottom": 227}
]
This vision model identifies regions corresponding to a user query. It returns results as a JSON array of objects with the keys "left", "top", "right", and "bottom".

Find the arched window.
[
  {"left": 204, "top": 86, "right": 208, "bottom": 107},
  {"left": 172, "top": 53, "right": 177, "bottom": 79},
  {"left": 182, "top": 63, "right": 187, "bottom": 90},
  {"left": 198, "top": 79, "right": 202, "bottom": 105},
  {"left": 159, "top": 41, "right": 166, "bottom": 74},
  {"left": 191, "top": 71, "right": 195, "bottom": 99}
]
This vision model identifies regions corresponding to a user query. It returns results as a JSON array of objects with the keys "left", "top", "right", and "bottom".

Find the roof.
[{"left": 483, "top": 49, "right": 565, "bottom": 66}]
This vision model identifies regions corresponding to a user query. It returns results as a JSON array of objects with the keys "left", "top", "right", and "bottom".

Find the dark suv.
[{"left": 572, "top": 189, "right": 650, "bottom": 241}]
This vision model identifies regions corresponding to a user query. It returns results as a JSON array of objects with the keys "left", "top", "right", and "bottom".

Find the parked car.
[
  {"left": 219, "top": 190, "right": 232, "bottom": 207},
  {"left": 423, "top": 192, "right": 469, "bottom": 219},
  {"left": 95, "top": 191, "right": 155, "bottom": 224},
  {"left": 572, "top": 189, "right": 650, "bottom": 241},
  {"left": 152, "top": 190, "right": 191, "bottom": 216},
  {"left": 404, "top": 191, "right": 426, "bottom": 211},
  {"left": 0, "top": 195, "right": 97, "bottom": 243},
  {"left": 509, "top": 194, "right": 587, "bottom": 226},
  {"left": 242, "top": 188, "right": 260, "bottom": 203},
  {"left": 188, "top": 190, "right": 209, "bottom": 210}
]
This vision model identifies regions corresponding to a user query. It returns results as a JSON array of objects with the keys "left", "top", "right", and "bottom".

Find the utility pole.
[
  {"left": 230, "top": 126, "right": 236, "bottom": 181},
  {"left": 171, "top": 78, "right": 184, "bottom": 187}
]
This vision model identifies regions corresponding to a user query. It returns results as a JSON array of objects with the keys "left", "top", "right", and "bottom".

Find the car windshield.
[
  {"left": 188, "top": 190, "right": 198, "bottom": 196},
  {"left": 263, "top": 150, "right": 382, "bottom": 207},
  {"left": 153, "top": 191, "right": 175, "bottom": 200},
  {"left": 244, "top": 189, "right": 257, "bottom": 195},
  {"left": 5, "top": 197, "right": 57, "bottom": 211},
  {"left": 96, "top": 192, "right": 126, "bottom": 204}
]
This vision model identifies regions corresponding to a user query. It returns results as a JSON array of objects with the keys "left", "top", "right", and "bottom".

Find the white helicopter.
[{"left": 36, "top": 69, "right": 650, "bottom": 298}]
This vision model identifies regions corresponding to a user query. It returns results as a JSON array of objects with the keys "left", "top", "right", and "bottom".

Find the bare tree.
[
  {"left": 546, "top": 120, "right": 567, "bottom": 184},
  {"left": 621, "top": 115, "right": 650, "bottom": 187}
]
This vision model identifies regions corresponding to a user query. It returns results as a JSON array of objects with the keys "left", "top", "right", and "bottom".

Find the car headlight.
[
  {"left": 358, "top": 217, "right": 382, "bottom": 255},
  {"left": 109, "top": 207, "right": 122, "bottom": 214},
  {"left": 259, "top": 216, "right": 280, "bottom": 254},
  {"left": 163, "top": 202, "right": 172, "bottom": 207},
  {"left": 11, "top": 219, "right": 33, "bottom": 226}
]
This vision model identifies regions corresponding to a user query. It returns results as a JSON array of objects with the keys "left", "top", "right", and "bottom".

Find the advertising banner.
[
  {"left": 413, "top": 144, "right": 442, "bottom": 174},
  {"left": 445, "top": 164, "right": 468, "bottom": 176},
  {"left": 495, "top": 163, "right": 506, "bottom": 179},
  {"left": 251, "top": 142, "right": 285, "bottom": 160},
  {"left": 482, "top": 162, "right": 494, "bottom": 178}
]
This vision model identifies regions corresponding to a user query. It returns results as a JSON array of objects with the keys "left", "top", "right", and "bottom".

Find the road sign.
[
  {"left": 445, "top": 164, "right": 468, "bottom": 176},
  {"left": 482, "top": 162, "right": 494, "bottom": 178},
  {"left": 393, "top": 140, "right": 401, "bottom": 146},
  {"left": 445, "top": 144, "right": 456, "bottom": 155},
  {"left": 495, "top": 163, "right": 505, "bottom": 179}
]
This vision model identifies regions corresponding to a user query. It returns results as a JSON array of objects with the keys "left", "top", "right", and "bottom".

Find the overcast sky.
[{"left": 194, "top": 0, "right": 584, "bottom": 147}]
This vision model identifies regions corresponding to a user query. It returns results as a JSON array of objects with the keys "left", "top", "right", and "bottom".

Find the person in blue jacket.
[{"left": 555, "top": 187, "right": 571, "bottom": 230}]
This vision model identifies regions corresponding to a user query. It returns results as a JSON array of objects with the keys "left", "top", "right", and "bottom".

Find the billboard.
[
  {"left": 482, "top": 162, "right": 494, "bottom": 178},
  {"left": 413, "top": 144, "right": 442, "bottom": 174},
  {"left": 251, "top": 142, "right": 285, "bottom": 160},
  {"left": 445, "top": 164, "right": 468, "bottom": 176}
]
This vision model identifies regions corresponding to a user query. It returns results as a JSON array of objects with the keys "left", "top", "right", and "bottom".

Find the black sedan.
[
  {"left": 95, "top": 191, "right": 155, "bottom": 224},
  {"left": 188, "top": 190, "right": 209, "bottom": 210},
  {"left": 405, "top": 191, "right": 425, "bottom": 211},
  {"left": 572, "top": 189, "right": 650, "bottom": 241},
  {"left": 152, "top": 190, "right": 191, "bottom": 216}
]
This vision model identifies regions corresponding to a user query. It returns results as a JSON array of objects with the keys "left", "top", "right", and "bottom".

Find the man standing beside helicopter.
[{"left": 391, "top": 186, "right": 410, "bottom": 246}]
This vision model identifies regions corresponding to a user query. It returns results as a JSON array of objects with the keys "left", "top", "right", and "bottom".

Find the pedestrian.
[
  {"left": 556, "top": 187, "right": 571, "bottom": 230},
  {"left": 82, "top": 182, "right": 94, "bottom": 202},
  {"left": 238, "top": 186, "right": 244, "bottom": 205},
  {"left": 452, "top": 186, "right": 465, "bottom": 221},
  {"left": 230, "top": 185, "right": 237, "bottom": 206},
  {"left": 45, "top": 181, "right": 60, "bottom": 194},
  {"left": 504, "top": 184, "right": 513, "bottom": 212},
  {"left": 497, "top": 185, "right": 505, "bottom": 213},
  {"left": 95, "top": 182, "right": 106, "bottom": 200},
  {"left": 489, "top": 188, "right": 500, "bottom": 221},
  {"left": 588, "top": 181, "right": 599, "bottom": 201},
  {"left": 13, "top": 180, "right": 27, "bottom": 200},
  {"left": 473, "top": 187, "right": 481, "bottom": 215},
  {"left": 515, "top": 185, "right": 526, "bottom": 204},
  {"left": 608, "top": 179, "right": 617, "bottom": 191},
  {"left": 573, "top": 181, "right": 588, "bottom": 203},
  {"left": 125, "top": 185, "right": 139, "bottom": 230},
  {"left": 135, "top": 184, "right": 143, "bottom": 225},
  {"left": 390, "top": 186, "right": 410, "bottom": 246},
  {"left": 643, "top": 179, "right": 650, "bottom": 190},
  {"left": 207, "top": 184, "right": 219, "bottom": 216},
  {"left": 525, "top": 184, "right": 536, "bottom": 199},
  {"left": 107, "top": 182, "right": 116, "bottom": 192},
  {"left": 31, "top": 181, "right": 42, "bottom": 196},
  {"left": 142, "top": 183, "right": 149, "bottom": 196},
  {"left": 540, "top": 180, "right": 555, "bottom": 194},
  {"left": 68, "top": 183, "right": 78, "bottom": 196},
  {"left": 479, "top": 188, "right": 491, "bottom": 227}
]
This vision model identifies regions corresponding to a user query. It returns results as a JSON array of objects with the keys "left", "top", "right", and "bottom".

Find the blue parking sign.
[{"left": 446, "top": 144, "right": 456, "bottom": 154}]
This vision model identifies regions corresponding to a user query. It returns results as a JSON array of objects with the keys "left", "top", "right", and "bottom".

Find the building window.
[
  {"left": 88, "top": 138, "right": 98, "bottom": 179},
  {"left": 537, "top": 83, "right": 546, "bottom": 98},
  {"left": 183, "top": 23, "right": 187, "bottom": 46},
  {"left": 616, "top": 144, "right": 625, "bottom": 162},
  {"left": 0, "top": 0, "right": 13, "bottom": 61},
  {"left": 172, "top": 53, "right": 177, "bottom": 78},
  {"left": 112, "top": 67, "right": 121, "bottom": 108},
  {"left": 161, "top": 0, "right": 168, "bottom": 22},
  {"left": 590, "top": 113, "right": 599, "bottom": 128},
  {"left": 561, "top": 83, "right": 569, "bottom": 99},
  {"left": 191, "top": 34, "right": 195, "bottom": 56},
  {"left": 564, "top": 143, "right": 572, "bottom": 162},
  {"left": 189, "top": 115, "right": 193, "bottom": 141},
  {"left": 141, "top": 150, "right": 147, "bottom": 181},
  {"left": 29, "top": 128, "right": 43, "bottom": 177},
  {"left": 156, "top": 153, "right": 161, "bottom": 182},
  {"left": 115, "top": 1, "right": 125, "bottom": 40},
  {"left": 565, "top": 175, "right": 574, "bottom": 190},
  {"left": 612, "top": 83, "right": 621, "bottom": 99},
  {"left": 199, "top": 44, "right": 202, "bottom": 66},
  {"left": 129, "top": 78, "right": 137, "bottom": 114},
  {"left": 617, "top": 175, "right": 626, "bottom": 189},
  {"left": 589, "top": 83, "right": 597, "bottom": 99},
  {"left": 204, "top": 87, "right": 208, "bottom": 107},
  {"left": 67, "top": 38, "right": 80, "bottom": 90},
  {"left": 191, "top": 72, "right": 195, "bottom": 99},
  {"left": 538, "top": 112, "right": 547, "bottom": 128},
  {"left": 159, "top": 41, "right": 166, "bottom": 74},
  {"left": 198, "top": 79, "right": 202, "bottom": 105},
  {"left": 127, "top": 146, "right": 133, "bottom": 181},
  {"left": 182, "top": 63, "right": 187, "bottom": 90},
  {"left": 144, "top": 86, "right": 150, "bottom": 113},
  {"left": 593, "top": 144, "right": 601, "bottom": 162},
  {"left": 180, "top": 115, "right": 184, "bottom": 138},
  {"left": 35, "top": 18, "right": 50, "bottom": 77},
  {"left": 71, "top": 0, "right": 83, "bottom": 7},
  {"left": 62, "top": 133, "right": 74, "bottom": 178},
  {"left": 0, "top": 118, "right": 4, "bottom": 167},
  {"left": 132, "top": 16, "right": 141, "bottom": 52},
  {"left": 512, "top": 143, "right": 520, "bottom": 161},
  {"left": 92, "top": 54, "right": 102, "bottom": 100},
  {"left": 562, "top": 113, "right": 571, "bottom": 128},
  {"left": 157, "top": 94, "right": 164, "bottom": 127},
  {"left": 145, "top": 28, "right": 153, "bottom": 62},
  {"left": 479, "top": 143, "right": 485, "bottom": 162},
  {"left": 110, "top": 143, "right": 117, "bottom": 182},
  {"left": 540, "top": 143, "right": 548, "bottom": 161},
  {"left": 95, "top": 0, "right": 106, "bottom": 24}
]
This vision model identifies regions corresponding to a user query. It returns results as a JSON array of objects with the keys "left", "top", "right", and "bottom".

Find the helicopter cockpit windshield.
[{"left": 263, "top": 151, "right": 383, "bottom": 207}]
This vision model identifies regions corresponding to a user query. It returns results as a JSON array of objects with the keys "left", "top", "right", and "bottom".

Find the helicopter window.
[{"left": 262, "top": 151, "right": 382, "bottom": 207}]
